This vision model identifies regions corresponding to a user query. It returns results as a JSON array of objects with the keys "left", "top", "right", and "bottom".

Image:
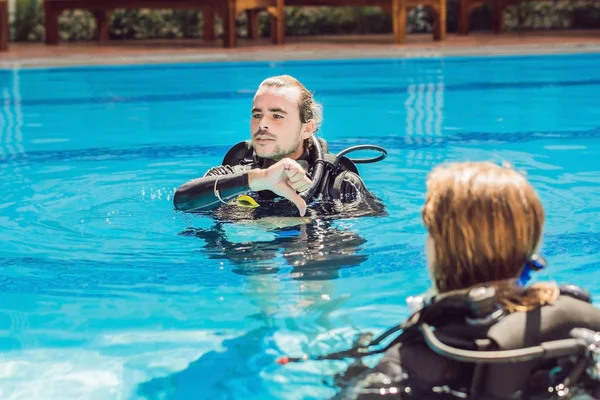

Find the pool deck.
[{"left": 1, "top": 30, "right": 600, "bottom": 68}]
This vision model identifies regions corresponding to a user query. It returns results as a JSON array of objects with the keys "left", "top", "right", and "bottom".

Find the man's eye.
[
  {"left": 273, "top": 114, "right": 283, "bottom": 119},
  {"left": 252, "top": 114, "right": 261, "bottom": 118}
]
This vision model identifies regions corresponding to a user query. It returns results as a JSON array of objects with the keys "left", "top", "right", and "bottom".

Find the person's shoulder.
[
  {"left": 222, "top": 140, "right": 253, "bottom": 166},
  {"left": 549, "top": 292, "right": 600, "bottom": 322},
  {"left": 200, "top": 141, "right": 254, "bottom": 178},
  {"left": 526, "top": 293, "right": 600, "bottom": 345},
  {"left": 330, "top": 169, "right": 369, "bottom": 198}
]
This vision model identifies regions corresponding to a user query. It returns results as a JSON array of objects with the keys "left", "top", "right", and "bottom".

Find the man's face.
[{"left": 251, "top": 86, "right": 309, "bottom": 160}]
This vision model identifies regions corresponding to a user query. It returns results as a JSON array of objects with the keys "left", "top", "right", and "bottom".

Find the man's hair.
[
  {"left": 258, "top": 75, "right": 323, "bottom": 133},
  {"left": 422, "top": 161, "right": 558, "bottom": 312}
]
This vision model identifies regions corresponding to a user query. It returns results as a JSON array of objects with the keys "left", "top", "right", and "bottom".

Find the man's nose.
[{"left": 258, "top": 118, "right": 269, "bottom": 131}]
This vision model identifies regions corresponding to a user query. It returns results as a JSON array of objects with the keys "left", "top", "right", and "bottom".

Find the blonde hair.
[
  {"left": 422, "top": 161, "right": 558, "bottom": 312},
  {"left": 259, "top": 75, "right": 323, "bottom": 133}
]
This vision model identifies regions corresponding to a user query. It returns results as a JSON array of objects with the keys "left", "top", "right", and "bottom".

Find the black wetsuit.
[
  {"left": 173, "top": 138, "right": 384, "bottom": 216},
  {"left": 333, "top": 293, "right": 600, "bottom": 400}
]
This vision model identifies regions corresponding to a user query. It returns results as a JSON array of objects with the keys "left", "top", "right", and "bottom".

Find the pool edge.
[{"left": 2, "top": 41, "right": 600, "bottom": 70}]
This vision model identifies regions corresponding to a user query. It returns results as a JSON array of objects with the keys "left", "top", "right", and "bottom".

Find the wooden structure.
[
  {"left": 0, "top": 0, "right": 8, "bottom": 52},
  {"left": 283, "top": 0, "right": 447, "bottom": 43},
  {"left": 43, "top": 0, "right": 285, "bottom": 48},
  {"left": 42, "top": 0, "right": 451, "bottom": 49}
]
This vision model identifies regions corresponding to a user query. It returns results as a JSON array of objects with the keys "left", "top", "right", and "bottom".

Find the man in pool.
[{"left": 172, "top": 75, "right": 385, "bottom": 217}]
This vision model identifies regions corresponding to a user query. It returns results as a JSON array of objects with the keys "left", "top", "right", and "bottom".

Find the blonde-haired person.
[
  {"left": 422, "top": 161, "right": 557, "bottom": 311},
  {"left": 173, "top": 75, "right": 384, "bottom": 218},
  {"left": 332, "top": 161, "right": 600, "bottom": 400}
]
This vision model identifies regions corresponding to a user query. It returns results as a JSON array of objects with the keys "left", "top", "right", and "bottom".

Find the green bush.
[
  {"left": 13, "top": 0, "right": 44, "bottom": 41},
  {"left": 9, "top": 1, "right": 600, "bottom": 43}
]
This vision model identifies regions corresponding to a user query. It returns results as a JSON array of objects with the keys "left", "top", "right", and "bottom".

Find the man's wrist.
[{"left": 248, "top": 169, "right": 265, "bottom": 192}]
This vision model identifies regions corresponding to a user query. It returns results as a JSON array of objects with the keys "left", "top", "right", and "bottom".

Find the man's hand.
[{"left": 248, "top": 158, "right": 312, "bottom": 216}]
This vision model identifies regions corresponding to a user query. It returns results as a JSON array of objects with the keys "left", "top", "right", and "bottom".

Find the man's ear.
[{"left": 301, "top": 120, "right": 316, "bottom": 140}]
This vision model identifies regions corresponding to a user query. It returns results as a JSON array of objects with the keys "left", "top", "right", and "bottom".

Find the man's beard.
[{"left": 254, "top": 129, "right": 303, "bottom": 160}]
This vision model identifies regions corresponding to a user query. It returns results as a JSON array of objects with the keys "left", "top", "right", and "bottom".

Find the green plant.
[{"left": 13, "top": 0, "right": 43, "bottom": 41}]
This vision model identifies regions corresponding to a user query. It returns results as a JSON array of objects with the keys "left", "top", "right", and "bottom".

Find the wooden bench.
[
  {"left": 0, "top": 0, "right": 8, "bottom": 52},
  {"left": 43, "top": 0, "right": 285, "bottom": 48},
  {"left": 217, "top": 0, "right": 285, "bottom": 47},
  {"left": 283, "top": 0, "right": 447, "bottom": 43}
]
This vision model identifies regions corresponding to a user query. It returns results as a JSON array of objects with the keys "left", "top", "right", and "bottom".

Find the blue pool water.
[{"left": 1, "top": 52, "right": 600, "bottom": 399}]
